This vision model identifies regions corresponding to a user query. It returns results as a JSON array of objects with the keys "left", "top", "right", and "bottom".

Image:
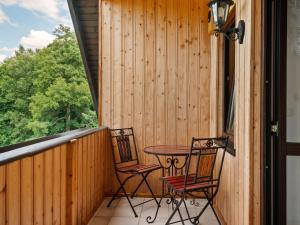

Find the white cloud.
[
  {"left": 20, "top": 30, "right": 56, "bottom": 50},
  {"left": 0, "top": 29, "right": 55, "bottom": 62},
  {"left": 0, "top": 6, "right": 14, "bottom": 25},
  {"left": 0, "top": 54, "right": 6, "bottom": 63},
  {"left": 0, "top": 0, "right": 71, "bottom": 24},
  {"left": 0, "top": 47, "right": 17, "bottom": 53},
  {"left": 0, "top": 47, "right": 17, "bottom": 62}
]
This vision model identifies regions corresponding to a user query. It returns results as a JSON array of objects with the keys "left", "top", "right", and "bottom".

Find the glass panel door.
[{"left": 286, "top": 0, "right": 300, "bottom": 143}]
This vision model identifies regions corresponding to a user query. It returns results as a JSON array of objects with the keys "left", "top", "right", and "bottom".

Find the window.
[{"left": 223, "top": 21, "right": 235, "bottom": 150}]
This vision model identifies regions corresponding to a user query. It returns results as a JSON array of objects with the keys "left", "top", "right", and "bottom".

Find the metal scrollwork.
[
  {"left": 190, "top": 199, "right": 201, "bottom": 207},
  {"left": 212, "top": 20, "right": 245, "bottom": 44}
]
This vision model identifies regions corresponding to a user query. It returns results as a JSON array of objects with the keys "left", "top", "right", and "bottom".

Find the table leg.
[{"left": 146, "top": 155, "right": 190, "bottom": 224}]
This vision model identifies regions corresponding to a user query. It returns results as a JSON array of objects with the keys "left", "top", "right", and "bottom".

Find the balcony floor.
[{"left": 89, "top": 197, "right": 218, "bottom": 225}]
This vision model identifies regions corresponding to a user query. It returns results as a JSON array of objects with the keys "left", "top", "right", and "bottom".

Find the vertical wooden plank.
[
  {"left": 209, "top": 38, "right": 219, "bottom": 137},
  {"left": 243, "top": 0, "right": 254, "bottom": 224},
  {"left": 34, "top": 154, "right": 44, "bottom": 225},
  {"left": 155, "top": 0, "right": 167, "bottom": 145},
  {"left": 53, "top": 147, "right": 61, "bottom": 225},
  {"left": 94, "top": 132, "right": 100, "bottom": 205},
  {"left": 0, "top": 166, "right": 6, "bottom": 225},
  {"left": 123, "top": 0, "right": 134, "bottom": 128},
  {"left": 144, "top": 0, "right": 155, "bottom": 148},
  {"left": 66, "top": 142, "right": 78, "bottom": 225},
  {"left": 177, "top": 0, "right": 189, "bottom": 145},
  {"left": 199, "top": 0, "right": 210, "bottom": 138},
  {"left": 82, "top": 137, "right": 87, "bottom": 224},
  {"left": 44, "top": 150, "right": 53, "bottom": 225},
  {"left": 133, "top": 0, "right": 145, "bottom": 156},
  {"left": 90, "top": 134, "right": 95, "bottom": 213},
  {"left": 143, "top": 0, "right": 156, "bottom": 193},
  {"left": 237, "top": 0, "right": 245, "bottom": 224},
  {"left": 61, "top": 145, "right": 67, "bottom": 225},
  {"left": 187, "top": 0, "right": 200, "bottom": 140},
  {"left": 21, "top": 158, "right": 34, "bottom": 225},
  {"left": 99, "top": 0, "right": 103, "bottom": 125},
  {"left": 166, "top": 0, "right": 177, "bottom": 145},
  {"left": 101, "top": 0, "right": 112, "bottom": 127},
  {"left": 104, "top": 129, "right": 112, "bottom": 196},
  {"left": 77, "top": 139, "right": 83, "bottom": 225},
  {"left": 86, "top": 136, "right": 91, "bottom": 218},
  {"left": 112, "top": 0, "right": 123, "bottom": 128},
  {"left": 253, "top": 0, "right": 262, "bottom": 224},
  {"left": 6, "top": 161, "right": 21, "bottom": 225},
  {"left": 99, "top": 131, "right": 105, "bottom": 201}
]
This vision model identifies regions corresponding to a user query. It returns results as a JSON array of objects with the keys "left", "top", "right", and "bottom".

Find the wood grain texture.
[
  {"left": 21, "top": 158, "right": 34, "bottom": 225},
  {"left": 100, "top": 0, "right": 211, "bottom": 195},
  {"left": 6, "top": 161, "right": 21, "bottom": 225},
  {"left": 0, "top": 129, "right": 111, "bottom": 225},
  {"left": 0, "top": 166, "right": 5, "bottom": 225},
  {"left": 209, "top": 1, "right": 262, "bottom": 225}
]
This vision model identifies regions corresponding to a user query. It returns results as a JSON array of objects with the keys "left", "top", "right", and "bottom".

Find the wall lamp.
[{"left": 208, "top": 0, "right": 245, "bottom": 44}]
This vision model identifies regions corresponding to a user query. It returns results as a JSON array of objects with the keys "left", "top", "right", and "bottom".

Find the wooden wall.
[
  {"left": 210, "top": 0, "right": 262, "bottom": 225},
  {"left": 0, "top": 129, "right": 112, "bottom": 225},
  {"left": 100, "top": 0, "right": 211, "bottom": 194}
]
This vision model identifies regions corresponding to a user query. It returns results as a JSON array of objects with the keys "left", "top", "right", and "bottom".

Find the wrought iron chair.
[
  {"left": 107, "top": 128, "right": 161, "bottom": 217},
  {"left": 162, "top": 137, "right": 229, "bottom": 225}
]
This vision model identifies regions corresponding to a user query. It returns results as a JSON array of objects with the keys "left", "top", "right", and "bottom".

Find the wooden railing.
[{"left": 0, "top": 127, "right": 112, "bottom": 225}]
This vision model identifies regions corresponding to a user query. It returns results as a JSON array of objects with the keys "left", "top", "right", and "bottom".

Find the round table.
[
  {"left": 144, "top": 145, "right": 192, "bottom": 191},
  {"left": 144, "top": 145, "right": 191, "bottom": 177},
  {"left": 144, "top": 145, "right": 190, "bottom": 156}
]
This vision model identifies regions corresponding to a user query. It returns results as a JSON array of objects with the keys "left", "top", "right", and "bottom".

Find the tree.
[{"left": 0, "top": 25, "right": 97, "bottom": 147}]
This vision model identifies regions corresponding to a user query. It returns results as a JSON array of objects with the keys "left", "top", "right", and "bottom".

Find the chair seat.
[
  {"left": 118, "top": 163, "right": 161, "bottom": 174},
  {"left": 162, "top": 174, "right": 216, "bottom": 192}
]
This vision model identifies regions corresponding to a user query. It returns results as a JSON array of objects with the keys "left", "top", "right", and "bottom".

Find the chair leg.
[
  {"left": 194, "top": 192, "right": 219, "bottom": 225},
  {"left": 193, "top": 197, "right": 213, "bottom": 224},
  {"left": 130, "top": 177, "right": 145, "bottom": 199},
  {"left": 107, "top": 175, "right": 138, "bottom": 218},
  {"left": 183, "top": 198, "right": 197, "bottom": 225},
  {"left": 142, "top": 173, "right": 160, "bottom": 206},
  {"left": 107, "top": 185, "right": 122, "bottom": 207},
  {"left": 107, "top": 175, "right": 133, "bottom": 207},
  {"left": 120, "top": 184, "right": 139, "bottom": 217},
  {"left": 204, "top": 191, "right": 222, "bottom": 225},
  {"left": 165, "top": 196, "right": 184, "bottom": 225}
]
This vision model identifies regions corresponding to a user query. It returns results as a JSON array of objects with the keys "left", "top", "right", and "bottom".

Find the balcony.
[
  {"left": 0, "top": 128, "right": 218, "bottom": 225},
  {"left": 0, "top": 0, "right": 263, "bottom": 224}
]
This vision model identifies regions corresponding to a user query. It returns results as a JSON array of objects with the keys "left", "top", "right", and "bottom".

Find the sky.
[{"left": 0, "top": 0, "right": 73, "bottom": 62}]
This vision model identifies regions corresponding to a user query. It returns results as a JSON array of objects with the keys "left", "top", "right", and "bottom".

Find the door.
[{"left": 265, "top": 0, "right": 300, "bottom": 224}]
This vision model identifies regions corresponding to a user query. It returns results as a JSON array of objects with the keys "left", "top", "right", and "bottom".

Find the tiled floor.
[{"left": 88, "top": 197, "right": 219, "bottom": 225}]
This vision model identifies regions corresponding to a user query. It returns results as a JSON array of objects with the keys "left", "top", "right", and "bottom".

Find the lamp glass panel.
[
  {"left": 217, "top": 2, "right": 229, "bottom": 26},
  {"left": 211, "top": 2, "right": 219, "bottom": 26}
]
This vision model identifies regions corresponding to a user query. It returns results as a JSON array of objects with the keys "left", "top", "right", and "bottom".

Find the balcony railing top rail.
[{"left": 0, "top": 126, "right": 107, "bottom": 166}]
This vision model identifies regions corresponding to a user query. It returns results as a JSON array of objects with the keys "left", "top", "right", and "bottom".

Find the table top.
[{"left": 144, "top": 145, "right": 190, "bottom": 156}]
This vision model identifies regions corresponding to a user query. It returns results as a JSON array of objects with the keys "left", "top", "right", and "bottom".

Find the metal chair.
[
  {"left": 162, "top": 137, "right": 229, "bottom": 225},
  {"left": 107, "top": 128, "right": 161, "bottom": 217}
]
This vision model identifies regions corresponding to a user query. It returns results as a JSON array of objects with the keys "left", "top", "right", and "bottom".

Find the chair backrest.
[
  {"left": 184, "top": 137, "right": 229, "bottom": 190},
  {"left": 110, "top": 128, "right": 139, "bottom": 168}
]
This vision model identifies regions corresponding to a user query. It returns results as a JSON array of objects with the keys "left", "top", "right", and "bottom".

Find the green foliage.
[{"left": 0, "top": 25, "right": 98, "bottom": 147}]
